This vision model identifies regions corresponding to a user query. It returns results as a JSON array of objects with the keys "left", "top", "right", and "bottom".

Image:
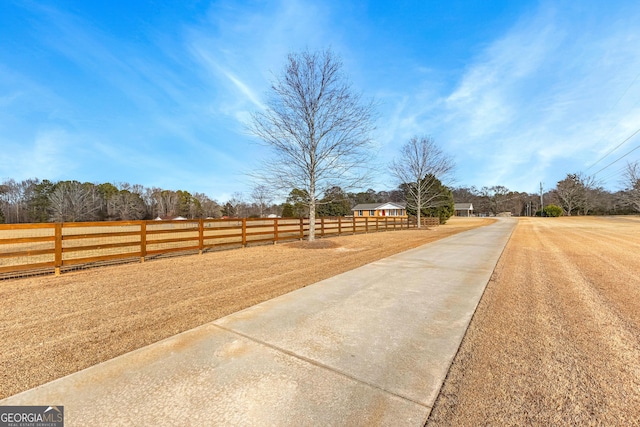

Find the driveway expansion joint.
[{"left": 211, "top": 322, "right": 431, "bottom": 409}]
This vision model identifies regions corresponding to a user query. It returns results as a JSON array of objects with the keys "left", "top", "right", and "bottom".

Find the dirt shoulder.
[
  {"left": 0, "top": 217, "right": 493, "bottom": 400},
  {"left": 427, "top": 216, "right": 640, "bottom": 425}
]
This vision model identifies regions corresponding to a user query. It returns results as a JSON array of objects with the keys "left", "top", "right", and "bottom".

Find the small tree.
[
  {"left": 249, "top": 48, "right": 376, "bottom": 241},
  {"left": 543, "top": 204, "right": 563, "bottom": 217},
  {"left": 422, "top": 180, "right": 455, "bottom": 224},
  {"left": 390, "top": 136, "right": 454, "bottom": 228},
  {"left": 285, "top": 189, "right": 310, "bottom": 218}
]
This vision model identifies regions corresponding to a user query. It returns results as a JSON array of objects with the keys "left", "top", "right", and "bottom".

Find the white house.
[
  {"left": 351, "top": 202, "right": 407, "bottom": 218},
  {"left": 454, "top": 203, "right": 474, "bottom": 217}
]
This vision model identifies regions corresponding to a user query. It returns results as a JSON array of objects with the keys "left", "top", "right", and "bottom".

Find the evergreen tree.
[
  {"left": 404, "top": 175, "right": 454, "bottom": 224},
  {"left": 27, "top": 180, "right": 55, "bottom": 222},
  {"left": 317, "top": 186, "right": 351, "bottom": 217}
]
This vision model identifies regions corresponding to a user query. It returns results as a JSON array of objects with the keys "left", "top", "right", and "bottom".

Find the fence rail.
[{"left": 0, "top": 216, "right": 438, "bottom": 278}]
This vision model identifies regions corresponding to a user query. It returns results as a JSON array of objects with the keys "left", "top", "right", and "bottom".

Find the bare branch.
[
  {"left": 389, "top": 136, "right": 455, "bottom": 227},
  {"left": 247, "top": 48, "right": 377, "bottom": 240},
  {"left": 621, "top": 161, "right": 640, "bottom": 212}
]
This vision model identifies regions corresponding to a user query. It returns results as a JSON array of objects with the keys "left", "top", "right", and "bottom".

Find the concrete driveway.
[{"left": 1, "top": 219, "right": 516, "bottom": 426}]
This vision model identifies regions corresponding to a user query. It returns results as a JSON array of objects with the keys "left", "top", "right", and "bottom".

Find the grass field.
[{"left": 427, "top": 216, "right": 640, "bottom": 425}]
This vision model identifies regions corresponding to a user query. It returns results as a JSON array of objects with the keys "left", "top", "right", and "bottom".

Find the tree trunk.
[
  {"left": 308, "top": 194, "right": 316, "bottom": 241},
  {"left": 416, "top": 183, "right": 422, "bottom": 229}
]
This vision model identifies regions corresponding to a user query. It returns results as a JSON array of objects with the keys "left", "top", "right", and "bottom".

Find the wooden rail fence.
[{"left": 0, "top": 216, "right": 437, "bottom": 278}]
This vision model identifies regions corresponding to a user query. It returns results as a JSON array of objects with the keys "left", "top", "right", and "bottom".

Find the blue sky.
[{"left": 1, "top": 0, "right": 640, "bottom": 201}]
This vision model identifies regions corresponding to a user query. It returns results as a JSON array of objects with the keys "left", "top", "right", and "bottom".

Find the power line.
[
  {"left": 592, "top": 135, "right": 640, "bottom": 176},
  {"left": 587, "top": 127, "right": 640, "bottom": 171},
  {"left": 586, "top": 72, "right": 640, "bottom": 170},
  {"left": 597, "top": 168, "right": 629, "bottom": 188},
  {"left": 599, "top": 165, "right": 628, "bottom": 182}
]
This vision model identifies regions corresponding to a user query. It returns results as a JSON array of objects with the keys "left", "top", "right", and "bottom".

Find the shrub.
[{"left": 543, "top": 204, "right": 563, "bottom": 217}]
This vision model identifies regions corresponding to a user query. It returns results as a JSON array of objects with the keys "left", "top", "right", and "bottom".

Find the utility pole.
[{"left": 540, "top": 182, "right": 544, "bottom": 215}]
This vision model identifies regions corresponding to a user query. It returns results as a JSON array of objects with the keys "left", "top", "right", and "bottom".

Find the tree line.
[
  {"left": 0, "top": 177, "right": 409, "bottom": 224},
  {"left": 0, "top": 179, "right": 222, "bottom": 224},
  {"left": 2, "top": 167, "right": 638, "bottom": 224},
  {"left": 453, "top": 164, "right": 640, "bottom": 217}
]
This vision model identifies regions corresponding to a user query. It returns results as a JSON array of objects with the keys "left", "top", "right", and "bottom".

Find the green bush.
[{"left": 543, "top": 204, "right": 563, "bottom": 217}]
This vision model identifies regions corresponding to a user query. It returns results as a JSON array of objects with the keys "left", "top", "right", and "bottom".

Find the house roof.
[
  {"left": 352, "top": 202, "right": 406, "bottom": 211},
  {"left": 454, "top": 203, "right": 474, "bottom": 210}
]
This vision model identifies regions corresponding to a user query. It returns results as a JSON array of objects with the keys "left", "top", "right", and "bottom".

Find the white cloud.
[
  {"left": 185, "top": 0, "right": 348, "bottom": 118},
  {"left": 425, "top": 1, "right": 640, "bottom": 191},
  {"left": 0, "top": 128, "right": 74, "bottom": 180},
  {"left": 189, "top": 45, "right": 265, "bottom": 110}
]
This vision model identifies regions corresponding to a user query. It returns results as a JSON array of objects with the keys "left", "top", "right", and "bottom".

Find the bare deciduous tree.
[
  {"left": 111, "top": 191, "right": 147, "bottom": 220},
  {"left": 622, "top": 161, "right": 640, "bottom": 212},
  {"left": 389, "top": 136, "right": 454, "bottom": 227},
  {"left": 151, "top": 189, "right": 179, "bottom": 218},
  {"left": 0, "top": 178, "right": 39, "bottom": 223},
  {"left": 227, "top": 192, "right": 248, "bottom": 218},
  {"left": 248, "top": 48, "right": 376, "bottom": 240},
  {"left": 251, "top": 185, "right": 273, "bottom": 218},
  {"left": 48, "top": 181, "right": 100, "bottom": 222},
  {"left": 554, "top": 172, "right": 598, "bottom": 216},
  {"left": 193, "top": 193, "right": 221, "bottom": 218}
]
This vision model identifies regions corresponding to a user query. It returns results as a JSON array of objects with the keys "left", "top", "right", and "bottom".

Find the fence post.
[
  {"left": 54, "top": 223, "right": 62, "bottom": 276},
  {"left": 140, "top": 221, "right": 146, "bottom": 263},
  {"left": 321, "top": 217, "right": 325, "bottom": 237},
  {"left": 385, "top": 217, "right": 388, "bottom": 231},
  {"left": 352, "top": 216, "right": 356, "bottom": 234},
  {"left": 338, "top": 216, "right": 342, "bottom": 235},
  {"left": 198, "top": 219, "right": 204, "bottom": 255},
  {"left": 273, "top": 218, "right": 278, "bottom": 244},
  {"left": 365, "top": 217, "right": 368, "bottom": 233},
  {"left": 242, "top": 218, "right": 247, "bottom": 247},
  {"left": 299, "top": 217, "right": 304, "bottom": 240}
]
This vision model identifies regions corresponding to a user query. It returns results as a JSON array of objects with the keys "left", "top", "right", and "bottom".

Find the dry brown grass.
[
  {"left": 427, "top": 216, "right": 640, "bottom": 426},
  {"left": 0, "top": 217, "right": 493, "bottom": 399}
]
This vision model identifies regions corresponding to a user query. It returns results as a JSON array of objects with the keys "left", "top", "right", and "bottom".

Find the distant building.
[
  {"left": 351, "top": 202, "right": 407, "bottom": 218},
  {"left": 454, "top": 203, "right": 474, "bottom": 217}
]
